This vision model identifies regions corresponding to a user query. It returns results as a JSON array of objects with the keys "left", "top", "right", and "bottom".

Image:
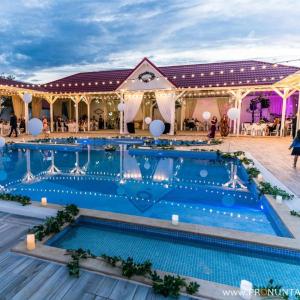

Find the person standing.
[
  {"left": 8, "top": 113, "right": 18, "bottom": 137},
  {"left": 292, "top": 114, "right": 297, "bottom": 139},
  {"left": 220, "top": 114, "right": 230, "bottom": 137},
  {"left": 289, "top": 129, "right": 300, "bottom": 168},
  {"left": 208, "top": 116, "right": 218, "bottom": 139}
]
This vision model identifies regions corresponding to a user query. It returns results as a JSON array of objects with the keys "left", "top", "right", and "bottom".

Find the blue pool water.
[
  {"left": 0, "top": 139, "right": 290, "bottom": 236},
  {"left": 48, "top": 217, "right": 300, "bottom": 289}
]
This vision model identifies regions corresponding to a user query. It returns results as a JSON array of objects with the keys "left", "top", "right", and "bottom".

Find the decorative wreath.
[{"left": 138, "top": 71, "right": 156, "bottom": 83}]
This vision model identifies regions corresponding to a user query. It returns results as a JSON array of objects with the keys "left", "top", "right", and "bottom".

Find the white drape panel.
[
  {"left": 155, "top": 91, "right": 176, "bottom": 135},
  {"left": 123, "top": 92, "right": 144, "bottom": 133}
]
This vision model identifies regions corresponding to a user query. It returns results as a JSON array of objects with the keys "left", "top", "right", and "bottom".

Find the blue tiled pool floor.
[{"left": 49, "top": 220, "right": 300, "bottom": 290}]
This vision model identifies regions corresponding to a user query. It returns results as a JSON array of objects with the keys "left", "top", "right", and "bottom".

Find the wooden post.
[
  {"left": 86, "top": 97, "right": 91, "bottom": 131},
  {"left": 180, "top": 100, "right": 186, "bottom": 131},
  {"left": 74, "top": 96, "right": 80, "bottom": 133},
  {"left": 280, "top": 95, "right": 287, "bottom": 137},
  {"left": 24, "top": 102, "right": 29, "bottom": 134},
  {"left": 50, "top": 101, "right": 54, "bottom": 132},
  {"left": 120, "top": 92, "right": 124, "bottom": 134}
]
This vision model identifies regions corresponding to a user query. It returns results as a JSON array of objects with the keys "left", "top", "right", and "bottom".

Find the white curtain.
[
  {"left": 155, "top": 91, "right": 176, "bottom": 135},
  {"left": 124, "top": 92, "right": 144, "bottom": 133}
]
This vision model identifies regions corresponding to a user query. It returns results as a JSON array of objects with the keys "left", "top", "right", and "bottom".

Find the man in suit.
[
  {"left": 292, "top": 114, "right": 298, "bottom": 139},
  {"left": 8, "top": 113, "right": 18, "bottom": 137}
]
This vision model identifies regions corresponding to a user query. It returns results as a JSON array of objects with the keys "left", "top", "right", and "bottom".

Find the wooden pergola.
[{"left": 1, "top": 58, "right": 300, "bottom": 136}]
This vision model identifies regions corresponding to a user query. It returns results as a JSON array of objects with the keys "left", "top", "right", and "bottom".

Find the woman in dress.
[
  {"left": 208, "top": 116, "right": 218, "bottom": 139},
  {"left": 289, "top": 130, "right": 300, "bottom": 168},
  {"left": 220, "top": 114, "right": 229, "bottom": 137}
]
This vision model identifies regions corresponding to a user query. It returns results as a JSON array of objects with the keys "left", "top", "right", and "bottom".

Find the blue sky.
[{"left": 0, "top": 0, "right": 300, "bottom": 83}]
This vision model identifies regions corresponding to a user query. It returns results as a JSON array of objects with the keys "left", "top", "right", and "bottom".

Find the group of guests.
[
  {"left": 207, "top": 115, "right": 230, "bottom": 139},
  {"left": 184, "top": 115, "right": 230, "bottom": 139},
  {"left": 54, "top": 115, "right": 107, "bottom": 132}
]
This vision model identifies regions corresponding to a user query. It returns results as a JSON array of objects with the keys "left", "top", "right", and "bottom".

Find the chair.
[
  {"left": 242, "top": 123, "right": 252, "bottom": 135},
  {"left": 127, "top": 122, "right": 135, "bottom": 134},
  {"left": 270, "top": 124, "right": 280, "bottom": 136},
  {"left": 163, "top": 123, "right": 171, "bottom": 134}
]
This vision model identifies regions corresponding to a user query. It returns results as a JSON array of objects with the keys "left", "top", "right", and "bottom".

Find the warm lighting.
[
  {"left": 257, "top": 174, "right": 263, "bottom": 182},
  {"left": 41, "top": 197, "right": 47, "bottom": 206},
  {"left": 240, "top": 280, "right": 253, "bottom": 300},
  {"left": 276, "top": 195, "right": 283, "bottom": 204},
  {"left": 172, "top": 214, "right": 179, "bottom": 225},
  {"left": 27, "top": 234, "right": 36, "bottom": 250}
]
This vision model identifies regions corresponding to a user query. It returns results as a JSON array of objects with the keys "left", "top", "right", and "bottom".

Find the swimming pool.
[
  {"left": 0, "top": 139, "right": 291, "bottom": 236},
  {"left": 47, "top": 216, "right": 300, "bottom": 290}
]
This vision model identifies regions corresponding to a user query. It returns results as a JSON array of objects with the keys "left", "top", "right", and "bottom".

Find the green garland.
[
  {"left": 290, "top": 210, "right": 300, "bottom": 217},
  {"left": 104, "top": 145, "right": 117, "bottom": 152},
  {"left": 246, "top": 167, "right": 260, "bottom": 180},
  {"left": 66, "top": 251, "right": 200, "bottom": 297},
  {"left": 28, "top": 204, "right": 79, "bottom": 241},
  {"left": 0, "top": 193, "right": 31, "bottom": 206},
  {"left": 66, "top": 248, "right": 95, "bottom": 277},
  {"left": 259, "top": 182, "right": 294, "bottom": 200}
]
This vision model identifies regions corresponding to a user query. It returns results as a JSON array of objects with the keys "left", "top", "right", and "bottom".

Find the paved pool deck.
[{"left": 0, "top": 212, "right": 199, "bottom": 300}]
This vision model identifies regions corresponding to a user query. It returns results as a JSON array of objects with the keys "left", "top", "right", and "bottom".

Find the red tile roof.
[
  {"left": 2, "top": 59, "right": 299, "bottom": 94},
  {"left": 0, "top": 77, "right": 47, "bottom": 92},
  {"left": 43, "top": 59, "right": 299, "bottom": 94}
]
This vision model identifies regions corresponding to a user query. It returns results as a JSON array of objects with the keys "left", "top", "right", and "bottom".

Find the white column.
[
  {"left": 50, "top": 101, "right": 54, "bottom": 132},
  {"left": 142, "top": 102, "right": 145, "bottom": 130},
  {"left": 120, "top": 95, "right": 124, "bottom": 134},
  {"left": 75, "top": 98, "right": 79, "bottom": 133},
  {"left": 170, "top": 98, "right": 175, "bottom": 135},
  {"left": 103, "top": 103, "right": 107, "bottom": 129},
  {"left": 236, "top": 98, "right": 242, "bottom": 136},
  {"left": 297, "top": 91, "right": 300, "bottom": 133},
  {"left": 24, "top": 102, "right": 29, "bottom": 134},
  {"left": 233, "top": 97, "right": 238, "bottom": 134},
  {"left": 180, "top": 100, "right": 186, "bottom": 131},
  {"left": 280, "top": 96, "right": 287, "bottom": 137},
  {"left": 87, "top": 100, "right": 91, "bottom": 131}
]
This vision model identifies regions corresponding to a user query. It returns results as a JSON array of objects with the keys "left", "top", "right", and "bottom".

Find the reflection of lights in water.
[
  {"left": 124, "top": 172, "right": 142, "bottom": 179},
  {"left": 119, "top": 179, "right": 126, "bottom": 184},
  {"left": 222, "top": 195, "right": 235, "bottom": 207},
  {"left": 153, "top": 175, "right": 168, "bottom": 182},
  {"left": 144, "top": 161, "right": 151, "bottom": 170},
  {"left": 200, "top": 169, "right": 208, "bottom": 178},
  {"left": 163, "top": 184, "right": 169, "bottom": 188}
]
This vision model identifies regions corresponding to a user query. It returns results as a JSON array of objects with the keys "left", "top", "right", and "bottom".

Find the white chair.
[
  {"left": 242, "top": 123, "right": 252, "bottom": 135},
  {"left": 270, "top": 124, "right": 280, "bottom": 136}
]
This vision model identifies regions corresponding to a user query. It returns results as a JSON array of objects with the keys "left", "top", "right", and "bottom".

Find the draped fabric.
[
  {"left": 155, "top": 91, "right": 176, "bottom": 135},
  {"left": 12, "top": 95, "right": 24, "bottom": 119},
  {"left": 124, "top": 92, "right": 144, "bottom": 133},
  {"left": 185, "top": 98, "right": 197, "bottom": 118},
  {"left": 217, "top": 97, "right": 231, "bottom": 118},
  {"left": 31, "top": 98, "right": 42, "bottom": 118}
]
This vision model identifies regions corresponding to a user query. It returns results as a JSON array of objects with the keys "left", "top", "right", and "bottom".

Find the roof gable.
[{"left": 116, "top": 57, "right": 176, "bottom": 91}]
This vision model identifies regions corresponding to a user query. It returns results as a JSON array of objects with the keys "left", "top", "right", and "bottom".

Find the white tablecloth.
[{"left": 243, "top": 123, "right": 271, "bottom": 136}]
